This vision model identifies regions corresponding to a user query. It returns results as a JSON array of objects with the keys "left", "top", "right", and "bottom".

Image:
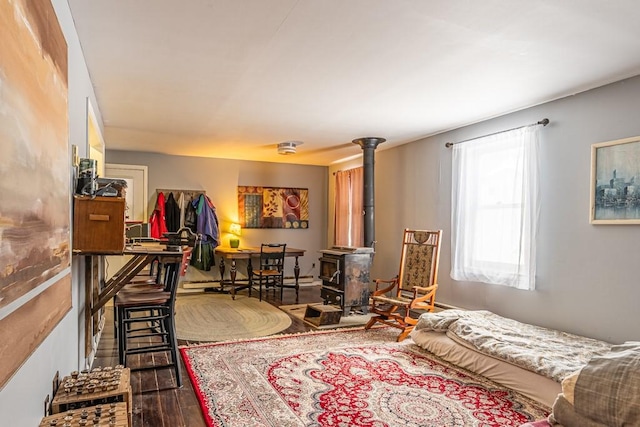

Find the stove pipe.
[{"left": 352, "top": 137, "right": 385, "bottom": 248}]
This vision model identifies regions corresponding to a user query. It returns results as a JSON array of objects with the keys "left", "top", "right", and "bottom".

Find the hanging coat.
[
  {"left": 189, "top": 194, "right": 220, "bottom": 271},
  {"left": 190, "top": 241, "right": 214, "bottom": 271},
  {"left": 149, "top": 192, "right": 168, "bottom": 239},
  {"left": 165, "top": 192, "right": 180, "bottom": 232},
  {"left": 194, "top": 194, "right": 220, "bottom": 247},
  {"left": 177, "top": 192, "right": 186, "bottom": 229},
  {"left": 184, "top": 196, "right": 198, "bottom": 233}
]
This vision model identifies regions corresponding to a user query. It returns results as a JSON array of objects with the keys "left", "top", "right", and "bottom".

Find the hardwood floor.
[{"left": 92, "top": 285, "right": 322, "bottom": 427}]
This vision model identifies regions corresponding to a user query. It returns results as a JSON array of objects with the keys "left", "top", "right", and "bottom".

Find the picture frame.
[
  {"left": 238, "top": 186, "right": 309, "bottom": 229},
  {"left": 0, "top": 0, "right": 71, "bottom": 390},
  {"left": 0, "top": 0, "right": 70, "bottom": 310},
  {"left": 590, "top": 135, "right": 640, "bottom": 224}
]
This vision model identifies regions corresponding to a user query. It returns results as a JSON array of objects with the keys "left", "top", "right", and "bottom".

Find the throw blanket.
[
  {"left": 549, "top": 341, "right": 640, "bottom": 426},
  {"left": 413, "top": 310, "right": 611, "bottom": 382},
  {"left": 549, "top": 395, "right": 607, "bottom": 427}
]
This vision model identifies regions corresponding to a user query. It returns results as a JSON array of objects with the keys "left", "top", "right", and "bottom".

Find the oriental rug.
[{"left": 180, "top": 327, "right": 549, "bottom": 427}]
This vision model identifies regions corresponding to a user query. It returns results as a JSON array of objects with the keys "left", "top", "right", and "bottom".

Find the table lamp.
[{"left": 229, "top": 223, "right": 241, "bottom": 248}]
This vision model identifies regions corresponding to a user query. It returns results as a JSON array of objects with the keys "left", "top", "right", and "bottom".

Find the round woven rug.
[{"left": 174, "top": 293, "right": 292, "bottom": 342}]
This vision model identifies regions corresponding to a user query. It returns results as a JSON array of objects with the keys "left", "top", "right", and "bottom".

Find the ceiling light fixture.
[{"left": 277, "top": 141, "right": 303, "bottom": 155}]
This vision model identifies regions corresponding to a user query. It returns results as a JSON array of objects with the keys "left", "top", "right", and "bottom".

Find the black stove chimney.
[{"left": 352, "top": 137, "right": 385, "bottom": 248}]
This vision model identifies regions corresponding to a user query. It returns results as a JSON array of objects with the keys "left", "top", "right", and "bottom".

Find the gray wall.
[
  {"left": 106, "top": 151, "right": 328, "bottom": 279},
  {"left": 332, "top": 75, "right": 640, "bottom": 344},
  {"left": 0, "top": 1, "right": 102, "bottom": 424}
]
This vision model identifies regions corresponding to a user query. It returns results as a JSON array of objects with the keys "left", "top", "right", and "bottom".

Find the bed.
[{"left": 409, "top": 310, "right": 612, "bottom": 407}]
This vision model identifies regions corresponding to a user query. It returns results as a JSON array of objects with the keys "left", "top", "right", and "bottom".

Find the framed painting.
[
  {"left": 0, "top": 0, "right": 70, "bottom": 309},
  {"left": 87, "top": 98, "right": 105, "bottom": 176},
  {"left": 238, "top": 186, "right": 309, "bottom": 229},
  {"left": 590, "top": 135, "right": 640, "bottom": 224},
  {"left": 0, "top": 0, "right": 71, "bottom": 390},
  {"left": 0, "top": 274, "right": 71, "bottom": 389}
]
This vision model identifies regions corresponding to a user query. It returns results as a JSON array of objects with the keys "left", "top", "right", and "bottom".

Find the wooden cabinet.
[{"left": 73, "top": 196, "right": 126, "bottom": 254}]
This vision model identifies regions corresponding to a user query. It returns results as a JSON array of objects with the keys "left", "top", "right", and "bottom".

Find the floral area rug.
[{"left": 180, "top": 327, "right": 549, "bottom": 427}]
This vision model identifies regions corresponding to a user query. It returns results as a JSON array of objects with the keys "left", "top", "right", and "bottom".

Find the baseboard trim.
[{"left": 434, "top": 301, "right": 463, "bottom": 310}]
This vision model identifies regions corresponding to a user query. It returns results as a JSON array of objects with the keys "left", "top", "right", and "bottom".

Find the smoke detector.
[{"left": 277, "top": 141, "right": 303, "bottom": 155}]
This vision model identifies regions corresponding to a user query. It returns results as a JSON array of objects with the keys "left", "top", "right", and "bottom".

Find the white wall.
[
  {"left": 0, "top": 1, "right": 103, "bottom": 424},
  {"left": 332, "top": 75, "right": 640, "bottom": 344},
  {"left": 106, "top": 151, "right": 329, "bottom": 280}
]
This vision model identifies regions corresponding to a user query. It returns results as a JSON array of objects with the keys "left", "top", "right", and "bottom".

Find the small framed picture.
[{"left": 590, "top": 135, "right": 640, "bottom": 224}]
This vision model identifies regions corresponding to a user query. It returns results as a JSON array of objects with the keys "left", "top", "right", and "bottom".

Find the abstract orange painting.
[{"left": 0, "top": 0, "right": 69, "bottom": 309}]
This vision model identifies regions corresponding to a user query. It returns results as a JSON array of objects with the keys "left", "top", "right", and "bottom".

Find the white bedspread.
[{"left": 413, "top": 310, "right": 611, "bottom": 382}]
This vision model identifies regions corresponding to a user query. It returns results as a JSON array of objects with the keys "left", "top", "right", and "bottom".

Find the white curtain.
[{"left": 451, "top": 124, "right": 541, "bottom": 290}]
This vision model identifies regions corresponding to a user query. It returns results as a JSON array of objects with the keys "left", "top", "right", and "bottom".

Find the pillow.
[
  {"left": 412, "top": 309, "right": 469, "bottom": 332},
  {"left": 560, "top": 370, "right": 580, "bottom": 405},
  {"left": 573, "top": 341, "right": 640, "bottom": 426},
  {"left": 549, "top": 394, "right": 607, "bottom": 427}
]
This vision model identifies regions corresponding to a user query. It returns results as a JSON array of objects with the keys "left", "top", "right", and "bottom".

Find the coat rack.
[{"left": 155, "top": 189, "right": 205, "bottom": 202}]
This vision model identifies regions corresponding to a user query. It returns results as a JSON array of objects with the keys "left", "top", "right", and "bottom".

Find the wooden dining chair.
[
  {"left": 364, "top": 229, "right": 442, "bottom": 341},
  {"left": 250, "top": 243, "right": 286, "bottom": 301}
]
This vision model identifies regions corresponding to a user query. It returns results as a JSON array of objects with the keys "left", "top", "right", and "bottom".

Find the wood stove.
[{"left": 318, "top": 246, "right": 374, "bottom": 315}]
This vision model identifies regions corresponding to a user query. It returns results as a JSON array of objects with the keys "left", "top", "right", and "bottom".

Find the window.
[
  {"left": 334, "top": 167, "right": 363, "bottom": 247},
  {"left": 451, "top": 125, "right": 541, "bottom": 290}
]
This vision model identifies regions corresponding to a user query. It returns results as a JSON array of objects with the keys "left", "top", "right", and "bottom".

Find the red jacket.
[{"left": 149, "top": 192, "right": 168, "bottom": 239}]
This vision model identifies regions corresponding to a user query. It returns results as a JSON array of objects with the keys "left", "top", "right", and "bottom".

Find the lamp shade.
[{"left": 229, "top": 223, "right": 241, "bottom": 236}]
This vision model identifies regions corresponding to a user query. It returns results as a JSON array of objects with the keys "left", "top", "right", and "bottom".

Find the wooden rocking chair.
[{"left": 364, "top": 229, "right": 442, "bottom": 341}]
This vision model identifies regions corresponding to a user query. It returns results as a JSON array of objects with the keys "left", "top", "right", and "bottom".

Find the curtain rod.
[
  {"left": 445, "top": 118, "right": 549, "bottom": 148},
  {"left": 332, "top": 166, "right": 362, "bottom": 176}
]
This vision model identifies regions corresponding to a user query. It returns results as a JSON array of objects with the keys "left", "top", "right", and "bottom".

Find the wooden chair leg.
[
  {"left": 396, "top": 327, "right": 413, "bottom": 342},
  {"left": 364, "top": 316, "right": 378, "bottom": 330},
  {"left": 165, "top": 311, "right": 182, "bottom": 387},
  {"left": 117, "top": 306, "right": 126, "bottom": 365}
]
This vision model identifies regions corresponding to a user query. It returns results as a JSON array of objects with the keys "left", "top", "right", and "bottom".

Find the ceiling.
[{"left": 67, "top": 0, "right": 640, "bottom": 166}]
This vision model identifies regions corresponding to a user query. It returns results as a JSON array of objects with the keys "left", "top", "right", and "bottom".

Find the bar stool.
[{"left": 115, "top": 248, "right": 191, "bottom": 387}]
